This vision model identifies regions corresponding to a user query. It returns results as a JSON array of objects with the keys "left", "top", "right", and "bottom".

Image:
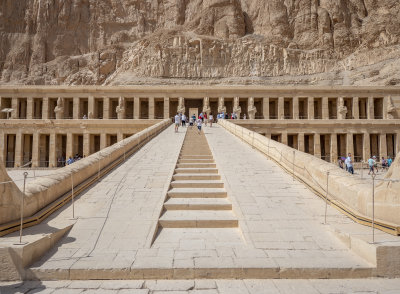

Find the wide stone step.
[
  {"left": 159, "top": 210, "right": 238, "bottom": 228},
  {"left": 175, "top": 168, "right": 218, "bottom": 174},
  {"left": 167, "top": 188, "right": 227, "bottom": 198},
  {"left": 173, "top": 173, "right": 221, "bottom": 181},
  {"left": 177, "top": 163, "right": 216, "bottom": 168},
  {"left": 178, "top": 159, "right": 215, "bottom": 163},
  {"left": 171, "top": 180, "right": 224, "bottom": 188},
  {"left": 164, "top": 198, "right": 232, "bottom": 210}
]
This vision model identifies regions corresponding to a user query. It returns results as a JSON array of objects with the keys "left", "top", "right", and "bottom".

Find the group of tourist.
[
  {"left": 174, "top": 112, "right": 215, "bottom": 134},
  {"left": 216, "top": 112, "right": 241, "bottom": 119},
  {"left": 338, "top": 153, "right": 393, "bottom": 175}
]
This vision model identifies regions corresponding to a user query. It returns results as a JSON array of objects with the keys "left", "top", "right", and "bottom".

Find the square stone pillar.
[
  {"left": 103, "top": 97, "right": 110, "bottom": 119},
  {"left": 14, "top": 132, "right": 23, "bottom": 167},
  {"left": 308, "top": 97, "right": 314, "bottom": 120},
  {"left": 278, "top": 97, "right": 284, "bottom": 119},
  {"left": 353, "top": 97, "right": 359, "bottom": 119},
  {"left": 134, "top": 97, "right": 140, "bottom": 119},
  {"left": 73, "top": 97, "right": 80, "bottom": 119},
  {"left": 346, "top": 133, "right": 354, "bottom": 156},
  {"left": 380, "top": 133, "right": 387, "bottom": 159},
  {"left": 49, "top": 133, "right": 57, "bottom": 168},
  {"left": 330, "top": 134, "right": 338, "bottom": 163},
  {"left": 26, "top": 97, "right": 33, "bottom": 119},
  {"left": 293, "top": 97, "right": 299, "bottom": 119},
  {"left": 367, "top": 96, "right": 374, "bottom": 119},
  {"left": 263, "top": 97, "right": 269, "bottom": 119},
  {"left": 42, "top": 97, "right": 49, "bottom": 119},
  {"left": 164, "top": 97, "right": 170, "bottom": 119},
  {"left": 117, "top": 132, "right": 124, "bottom": 142},
  {"left": 0, "top": 131, "right": 5, "bottom": 162},
  {"left": 149, "top": 97, "right": 155, "bottom": 119},
  {"left": 298, "top": 133, "right": 305, "bottom": 152},
  {"left": 281, "top": 132, "right": 288, "bottom": 145},
  {"left": 363, "top": 133, "right": 371, "bottom": 161},
  {"left": 88, "top": 96, "right": 95, "bottom": 119},
  {"left": 314, "top": 133, "right": 321, "bottom": 158},
  {"left": 322, "top": 97, "right": 329, "bottom": 119},
  {"left": 265, "top": 133, "right": 271, "bottom": 139},
  {"left": 66, "top": 133, "right": 73, "bottom": 159},
  {"left": 11, "top": 98, "right": 18, "bottom": 119},
  {"left": 83, "top": 133, "right": 90, "bottom": 157},
  {"left": 100, "top": 133, "right": 107, "bottom": 150},
  {"left": 31, "top": 133, "right": 40, "bottom": 168}
]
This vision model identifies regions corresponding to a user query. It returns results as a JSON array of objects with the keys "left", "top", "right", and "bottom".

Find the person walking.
[
  {"left": 345, "top": 153, "right": 354, "bottom": 174},
  {"left": 209, "top": 113, "right": 213, "bottom": 127},
  {"left": 197, "top": 117, "right": 202, "bottom": 134},
  {"left": 204, "top": 113, "right": 208, "bottom": 126},
  {"left": 388, "top": 156, "right": 393, "bottom": 167},
  {"left": 182, "top": 113, "right": 186, "bottom": 127},
  {"left": 174, "top": 113, "right": 180, "bottom": 133},
  {"left": 368, "top": 155, "right": 376, "bottom": 175}
]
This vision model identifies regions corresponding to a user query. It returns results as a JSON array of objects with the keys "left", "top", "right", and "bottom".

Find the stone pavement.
[{"left": 1, "top": 278, "right": 400, "bottom": 293}]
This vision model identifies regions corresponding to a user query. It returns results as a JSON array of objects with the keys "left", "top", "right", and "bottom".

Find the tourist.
[
  {"left": 197, "top": 117, "right": 202, "bottom": 134},
  {"left": 174, "top": 112, "right": 180, "bottom": 133},
  {"left": 368, "top": 155, "right": 376, "bottom": 175},
  {"left": 199, "top": 112, "right": 204, "bottom": 122},
  {"left": 189, "top": 116, "right": 194, "bottom": 127},
  {"left": 345, "top": 153, "right": 354, "bottom": 174},
  {"left": 204, "top": 112, "right": 208, "bottom": 126},
  {"left": 209, "top": 113, "right": 213, "bottom": 127},
  {"left": 388, "top": 156, "right": 393, "bottom": 167},
  {"left": 66, "top": 156, "right": 74, "bottom": 165},
  {"left": 373, "top": 156, "right": 378, "bottom": 173},
  {"left": 381, "top": 156, "right": 387, "bottom": 171},
  {"left": 338, "top": 159, "right": 344, "bottom": 169},
  {"left": 182, "top": 113, "right": 186, "bottom": 127},
  {"left": 82, "top": 114, "right": 87, "bottom": 119},
  {"left": 243, "top": 114, "right": 247, "bottom": 120}
]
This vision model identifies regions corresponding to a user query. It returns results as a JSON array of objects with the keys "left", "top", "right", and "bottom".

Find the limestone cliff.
[{"left": 0, "top": 0, "right": 399, "bottom": 86}]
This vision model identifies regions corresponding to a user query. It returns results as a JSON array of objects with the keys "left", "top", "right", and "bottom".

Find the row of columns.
[
  {"left": 266, "top": 132, "right": 400, "bottom": 163},
  {"left": 0, "top": 131, "right": 127, "bottom": 168}
]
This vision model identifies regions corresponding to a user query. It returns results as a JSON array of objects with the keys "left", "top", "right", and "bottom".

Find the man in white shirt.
[
  {"left": 182, "top": 114, "right": 186, "bottom": 127},
  {"left": 174, "top": 113, "right": 180, "bottom": 133},
  {"left": 197, "top": 118, "right": 202, "bottom": 134}
]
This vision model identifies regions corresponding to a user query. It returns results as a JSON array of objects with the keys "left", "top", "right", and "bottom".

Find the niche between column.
[
  {"left": 155, "top": 98, "right": 164, "bottom": 119},
  {"left": 33, "top": 98, "right": 43, "bottom": 119},
  {"left": 269, "top": 98, "right": 278, "bottom": 119},
  {"left": 39, "top": 134, "right": 50, "bottom": 167},
  {"left": 22, "top": 134, "right": 33, "bottom": 166},
  {"left": 298, "top": 98, "right": 308, "bottom": 119}
]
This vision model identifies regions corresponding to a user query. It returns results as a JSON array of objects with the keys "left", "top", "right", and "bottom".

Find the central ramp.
[{"left": 158, "top": 127, "right": 238, "bottom": 229}]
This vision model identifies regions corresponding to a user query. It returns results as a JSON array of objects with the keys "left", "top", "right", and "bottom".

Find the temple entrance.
[
  {"left": 189, "top": 108, "right": 198, "bottom": 119},
  {"left": 185, "top": 99, "right": 203, "bottom": 117}
]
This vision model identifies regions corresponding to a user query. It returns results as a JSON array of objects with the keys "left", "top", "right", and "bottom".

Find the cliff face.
[{"left": 0, "top": 0, "right": 399, "bottom": 86}]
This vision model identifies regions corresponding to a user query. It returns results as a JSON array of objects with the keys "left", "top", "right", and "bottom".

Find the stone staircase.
[{"left": 159, "top": 128, "right": 238, "bottom": 229}]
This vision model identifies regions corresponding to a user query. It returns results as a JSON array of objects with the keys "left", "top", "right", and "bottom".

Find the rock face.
[{"left": 0, "top": 0, "right": 399, "bottom": 85}]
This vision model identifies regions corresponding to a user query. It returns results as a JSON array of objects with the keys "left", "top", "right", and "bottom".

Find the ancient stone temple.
[{"left": 1, "top": 0, "right": 400, "bottom": 293}]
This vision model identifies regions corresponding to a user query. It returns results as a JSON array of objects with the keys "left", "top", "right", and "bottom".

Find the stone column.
[
  {"left": 308, "top": 97, "right": 314, "bottom": 120},
  {"left": 346, "top": 133, "right": 354, "bottom": 156},
  {"left": 353, "top": 97, "right": 359, "bottom": 119},
  {"left": 26, "top": 97, "right": 33, "bottom": 119},
  {"left": 396, "top": 131, "right": 400, "bottom": 155},
  {"left": 314, "top": 133, "right": 321, "bottom": 158},
  {"left": 11, "top": 98, "right": 18, "bottom": 119},
  {"left": 88, "top": 96, "right": 95, "bottom": 119},
  {"left": 367, "top": 96, "right": 374, "bottom": 119},
  {"left": 149, "top": 97, "right": 155, "bottom": 119},
  {"left": 322, "top": 97, "right": 329, "bottom": 119},
  {"left": 164, "top": 97, "right": 170, "bottom": 119},
  {"left": 281, "top": 132, "right": 288, "bottom": 145},
  {"left": 103, "top": 97, "right": 110, "bottom": 119},
  {"left": 73, "top": 97, "right": 80, "bottom": 119},
  {"left": 380, "top": 133, "right": 387, "bottom": 159},
  {"left": 49, "top": 132, "right": 57, "bottom": 168},
  {"left": 278, "top": 97, "right": 284, "bottom": 119},
  {"left": 263, "top": 97, "right": 269, "bottom": 119},
  {"left": 66, "top": 133, "right": 73, "bottom": 159},
  {"left": 363, "top": 133, "right": 370, "bottom": 161},
  {"left": 31, "top": 132, "right": 40, "bottom": 168},
  {"left": 265, "top": 133, "right": 272, "bottom": 139},
  {"left": 134, "top": 97, "right": 140, "bottom": 119},
  {"left": 298, "top": 133, "right": 305, "bottom": 152},
  {"left": 293, "top": 97, "right": 299, "bottom": 119},
  {"left": 0, "top": 131, "right": 5, "bottom": 162},
  {"left": 14, "top": 132, "right": 23, "bottom": 167},
  {"left": 100, "top": 133, "right": 107, "bottom": 150},
  {"left": 330, "top": 134, "right": 338, "bottom": 163},
  {"left": 117, "top": 132, "right": 124, "bottom": 142},
  {"left": 83, "top": 133, "right": 90, "bottom": 157},
  {"left": 42, "top": 97, "right": 49, "bottom": 119}
]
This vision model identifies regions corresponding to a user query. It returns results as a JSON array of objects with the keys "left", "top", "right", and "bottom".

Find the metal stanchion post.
[
  {"left": 292, "top": 150, "right": 296, "bottom": 181},
  {"left": 324, "top": 171, "right": 330, "bottom": 224},
  {"left": 14, "top": 172, "right": 28, "bottom": 245},
  {"left": 372, "top": 174, "right": 376, "bottom": 243}
]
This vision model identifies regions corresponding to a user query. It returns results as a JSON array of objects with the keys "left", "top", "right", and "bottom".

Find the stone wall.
[
  {"left": 0, "top": 119, "right": 171, "bottom": 225},
  {"left": 218, "top": 119, "right": 400, "bottom": 232}
]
